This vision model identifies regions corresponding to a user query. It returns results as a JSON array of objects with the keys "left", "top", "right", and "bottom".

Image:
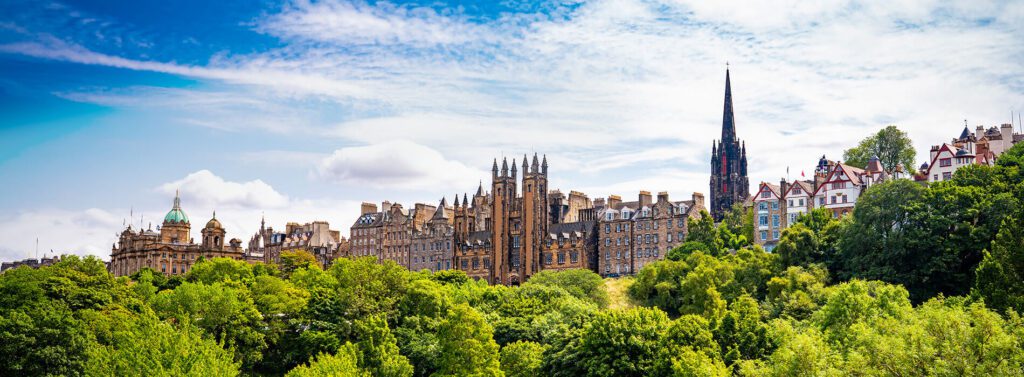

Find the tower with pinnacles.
[{"left": 709, "top": 66, "right": 750, "bottom": 220}]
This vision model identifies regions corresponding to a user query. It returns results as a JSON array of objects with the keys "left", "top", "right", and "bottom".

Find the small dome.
[
  {"left": 955, "top": 148, "right": 970, "bottom": 157},
  {"left": 920, "top": 162, "right": 930, "bottom": 170},
  {"left": 205, "top": 211, "right": 222, "bottom": 229}
]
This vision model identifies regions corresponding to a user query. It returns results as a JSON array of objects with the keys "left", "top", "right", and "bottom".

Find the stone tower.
[
  {"left": 520, "top": 153, "right": 549, "bottom": 280},
  {"left": 201, "top": 211, "right": 225, "bottom": 250},
  {"left": 160, "top": 190, "right": 191, "bottom": 244},
  {"left": 709, "top": 68, "right": 750, "bottom": 220},
  {"left": 490, "top": 158, "right": 516, "bottom": 284}
]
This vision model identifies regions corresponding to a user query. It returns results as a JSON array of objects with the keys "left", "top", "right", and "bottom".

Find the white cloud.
[
  {"left": 315, "top": 140, "right": 487, "bottom": 190},
  {"left": 158, "top": 170, "right": 290, "bottom": 209},
  {"left": 0, "top": 208, "right": 123, "bottom": 261}
]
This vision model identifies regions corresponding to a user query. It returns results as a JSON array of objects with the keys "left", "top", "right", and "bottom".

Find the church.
[
  {"left": 108, "top": 191, "right": 244, "bottom": 276},
  {"left": 709, "top": 67, "right": 751, "bottom": 220}
]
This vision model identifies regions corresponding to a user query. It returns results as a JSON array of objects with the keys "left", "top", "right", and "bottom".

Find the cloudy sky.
[{"left": 1, "top": 0, "right": 1022, "bottom": 261}]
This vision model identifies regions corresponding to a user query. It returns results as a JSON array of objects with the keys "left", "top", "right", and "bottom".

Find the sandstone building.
[{"left": 109, "top": 191, "right": 243, "bottom": 276}]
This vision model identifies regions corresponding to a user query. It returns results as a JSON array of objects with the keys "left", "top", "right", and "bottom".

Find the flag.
[{"left": 801, "top": 170, "right": 806, "bottom": 177}]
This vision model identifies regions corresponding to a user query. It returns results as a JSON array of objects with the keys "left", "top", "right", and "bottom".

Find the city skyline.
[{"left": 2, "top": 0, "right": 1024, "bottom": 261}]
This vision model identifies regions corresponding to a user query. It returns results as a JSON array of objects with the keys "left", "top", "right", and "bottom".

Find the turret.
[
  {"left": 492, "top": 159, "right": 499, "bottom": 179},
  {"left": 542, "top": 154, "right": 548, "bottom": 175},
  {"left": 501, "top": 158, "right": 509, "bottom": 177},
  {"left": 532, "top": 153, "right": 540, "bottom": 174},
  {"left": 511, "top": 158, "right": 517, "bottom": 178}
]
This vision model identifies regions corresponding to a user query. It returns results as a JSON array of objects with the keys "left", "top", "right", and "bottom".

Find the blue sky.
[{"left": 1, "top": 0, "right": 1022, "bottom": 260}]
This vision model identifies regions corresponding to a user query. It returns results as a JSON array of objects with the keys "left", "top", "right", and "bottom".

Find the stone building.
[
  {"left": 247, "top": 218, "right": 344, "bottom": 267},
  {"left": 753, "top": 182, "right": 786, "bottom": 250},
  {"left": 109, "top": 191, "right": 243, "bottom": 277},
  {"left": 410, "top": 198, "right": 455, "bottom": 272},
  {"left": 542, "top": 220, "right": 598, "bottom": 272},
  {"left": 709, "top": 67, "right": 750, "bottom": 220},
  {"left": 596, "top": 191, "right": 705, "bottom": 277}
]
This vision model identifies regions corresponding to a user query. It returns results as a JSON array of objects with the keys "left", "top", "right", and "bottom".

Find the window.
[
  {"left": 831, "top": 196, "right": 837, "bottom": 204},
  {"left": 605, "top": 238, "right": 611, "bottom": 246},
  {"left": 472, "top": 258, "right": 479, "bottom": 269},
  {"left": 799, "top": 198, "right": 805, "bottom": 206},
  {"left": 933, "top": 174, "right": 939, "bottom": 181},
  {"left": 605, "top": 224, "right": 611, "bottom": 233},
  {"left": 667, "top": 233, "right": 673, "bottom": 242},
  {"left": 570, "top": 252, "right": 578, "bottom": 263},
  {"left": 940, "top": 158, "right": 952, "bottom": 167},
  {"left": 772, "top": 201, "right": 779, "bottom": 210},
  {"left": 667, "top": 219, "right": 673, "bottom": 227},
  {"left": 773, "top": 230, "right": 780, "bottom": 239},
  {"left": 557, "top": 253, "right": 565, "bottom": 264},
  {"left": 832, "top": 182, "right": 846, "bottom": 189},
  {"left": 759, "top": 215, "right": 769, "bottom": 226},
  {"left": 761, "top": 191, "right": 771, "bottom": 198},
  {"left": 788, "top": 199, "right": 794, "bottom": 207},
  {"left": 818, "top": 197, "right": 825, "bottom": 206},
  {"left": 760, "top": 231, "right": 767, "bottom": 240},
  {"left": 545, "top": 253, "right": 552, "bottom": 264},
  {"left": 942, "top": 172, "right": 952, "bottom": 180},
  {"left": 759, "top": 202, "right": 768, "bottom": 210},
  {"left": 772, "top": 215, "right": 780, "bottom": 227}
]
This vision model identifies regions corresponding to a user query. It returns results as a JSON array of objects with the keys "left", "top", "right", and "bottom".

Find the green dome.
[
  {"left": 163, "top": 190, "right": 190, "bottom": 224},
  {"left": 164, "top": 208, "right": 189, "bottom": 224}
]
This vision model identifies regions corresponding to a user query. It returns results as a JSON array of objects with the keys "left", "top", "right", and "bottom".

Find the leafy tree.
[
  {"left": 185, "top": 257, "right": 256, "bottom": 285},
  {"left": 812, "top": 280, "right": 912, "bottom": 345},
  {"left": 499, "top": 341, "right": 546, "bottom": 377},
  {"left": 714, "top": 295, "right": 774, "bottom": 367},
  {"left": 774, "top": 223, "right": 819, "bottom": 268},
  {"left": 434, "top": 303, "right": 502, "bottom": 376},
  {"left": 0, "top": 303, "right": 94, "bottom": 376},
  {"left": 973, "top": 210, "right": 1024, "bottom": 313},
  {"left": 686, "top": 211, "right": 724, "bottom": 255},
  {"left": 354, "top": 315, "right": 414, "bottom": 377},
  {"left": 87, "top": 316, "right": 240, "bottom": 376},
  {"left": 151, "top": 281, "right": 267, "bottom": 367},
  {"left": 552, "top": 307, "right": 672, "bottom": 376},
  {"left": 763, "top": 266, "right": 828, "bottom": 320},
  {"left": 286, "top": 343, "right": 369, "bottom": 377},
  {"left": 842, "top": 124, "right": 915, "bottom": 172},
  {"left": 523, "top": 269, "right": 608, "bottom": 308},
  {"left": 667, "top": 241, "right": 710, "bottom": 261},
  {"left": 280, "top": 250, "right": 320, "bottom": 277},
  {"left": 721, "top": 203, "right": 755, "bottom": 247}
]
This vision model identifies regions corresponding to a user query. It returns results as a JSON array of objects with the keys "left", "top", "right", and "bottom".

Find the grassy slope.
[{"left": 604, "top": 276, "right": 636, "bottom": 310}]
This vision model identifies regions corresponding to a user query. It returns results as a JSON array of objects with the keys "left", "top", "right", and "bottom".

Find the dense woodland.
[{"left": 2, "top": 142, "right": 1023, "bottom": 376}]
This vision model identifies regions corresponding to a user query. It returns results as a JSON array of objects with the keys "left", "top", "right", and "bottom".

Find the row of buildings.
[{"left": 750, "top": 122, "right": 1022, "bottom": 250}]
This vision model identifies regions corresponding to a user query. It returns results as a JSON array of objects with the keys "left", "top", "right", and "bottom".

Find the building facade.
[
  {"left": 109, "top": 192, "right": 244, "bottom": 277},
  {"left": 595, "top": 191, "right": 705, "bottom": 277},
  {"left": 710, "top": 68, "right": 750, "bottom": 220}
]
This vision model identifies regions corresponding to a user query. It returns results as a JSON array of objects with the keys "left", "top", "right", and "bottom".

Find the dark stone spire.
[
  {"left": 493, "top": 158, "right": 499, "bottom": 178},
  {"left": 722, "top": 67, "right": 736, "bottom": 142},
  {"left": 541, "top": 154, "right": 548, "bottom": 174},
  {"left": 532, "top": 153, "right": 540, "bottom": 173},
  {"left": 476, "top": 180, "right": 484, "bottom": 196},
  {"left": 501, "top": 158, "right": 509, "bottom": 177},
  {"left": 511, "top": 158, "right": 517, "bottom": 178},
  {"left": 463, "top": 193, "right": 468, "bottom": 205},
  {"left": 709, "top": 66, "right": 749, "bottom": 220},
  {"left": 454, "top": 194, "right": 460, "bottom": 208}
]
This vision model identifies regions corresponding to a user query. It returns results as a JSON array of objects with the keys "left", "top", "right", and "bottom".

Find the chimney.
[
  {"left": 607, "top": 195, "right": 622, "bottom": 209},
  {"left": 657, "top": 191, "right": 670, "bottom": 203},
  {"left": 382, "top": 201, "right": 392, "bottom": 211},
  {"left": 638, "top": 191, "right": 652, "bottom": 207},
  {"left": 361, "top": 202, "right": 378, "bottom": 215},
  {"left": 692, "top": 192, "right": 705, "bottom": 207}
]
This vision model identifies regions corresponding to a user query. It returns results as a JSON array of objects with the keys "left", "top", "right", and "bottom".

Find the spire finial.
[
  {"left": 212, "top": 210, "right": 216, "bottom": 219},
  {"left": 173, "top": 189, "right": 181, "bottom": 209}
]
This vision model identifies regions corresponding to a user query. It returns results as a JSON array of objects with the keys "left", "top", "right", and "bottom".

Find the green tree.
[
  {"left": 87, "top": 316, "right": 240, "bottom": 376},
  {"left": 523, "top": 269, "right": 608, "bottom": 308},
  {"left": 549, "top": 307, "right": 671, "bottom": 376},
  {"left": 185, "top": 257, "right": 256, "bottom": 285},
  {"left": 974, "top": 211, "right": 1024, "bottom": 313},
  {"left": 721, "top": 203, "right": 755, "bottom": 246},
  {"left": 286, "top": 343, "right": 369, "bottom": 377},
  {"left": 774, "top": 223, "right": 819, "bottom": 268},
  {"left": 434, "top": 303, "right": 502, "bottom": 377},
  {"left": 280, "top": 250, "right": 320, "bottom": 277},
  {"left": 686, "top": 211, "right": 724, "bottom": 255},
  {"left": 842, "top": 125, "right": 915, "bottom": 172},
  {"left": 354, "top": 315, "right": 414, "bottom": 377},
  {"left": 667, "top": 241, "right": 711, "bottom": 261},
  {"left": 151, "top": 281, "right": 267, "bottom": 367},
  {"left": 499, "top": 341, "right": 546, "bottom": 377},
  {"left": 763, "top": 266, "right": 828, "bottom": 320}
]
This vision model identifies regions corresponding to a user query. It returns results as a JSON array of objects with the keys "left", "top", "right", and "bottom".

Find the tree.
[
  {"left": 434, "top": 304, "right": 502, "bottom": 376},
  {"left": 87, "top": 316, "right": 240, "bottom": 376},
  {"left": 186, "top": 257, "right": 256, "bottom": 285},
  {"left": 354, "top": 315, "right": 414, "bottom": 377},
  {"left": 667, "top": 241, "right": 711, "bottom": 261},
  {"left": 499, "top": 341, "right": 546, "bottom": 377},
  {"left": 686, "top": 211, "right": 724, "bottom": 255},
  {"left": 286, "top": 343, "right": 369, "bottom": 377},
  {"left": 280, "top": 250, "right": 320, "bottom": 277},
  {"left": 523, "top": 269, "right": 609, "bottom": 308},
  {"left": 714, "top": 295, "right": 774, "bottom": 366},
  {"left": 774, "top": 224, "right": 820, "bottom": 268},
  {"left": 721, "top": 203, "right": 755, "bottom": 246},
  {"left": 151, "top": 281, "right": 267, "bottom": 368},
  {"left": 554, "top": 307, "right": 673, "bottom": 376},
  {"left": 973, "top": 211, "right": 1024, "bottom": 313},
  {"left": 842, "top": 125, "right": 915, "bottom": 172}
]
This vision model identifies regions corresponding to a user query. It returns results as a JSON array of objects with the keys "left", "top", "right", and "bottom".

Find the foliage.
[
  {"left": 774, "top": 223, "right": 820, "bottom": 268},
  {"left": 974, "top": 208, "right": 1024, "bottom": 314},
  {"left": 286, "top": 343, "right": 369, "bottom": 377},
  {"left": 686, "top": 210, "right": 724, "bottom": 255},
  {"left": 523, "top": 269, "right": 608, "bottom": 308},
  {"left": 435, "top": 303, "right": 503, "bottom": 376},
  {"left": 500, "top": 341, "right": 546, "bottom": 377},
  {"left": 87, "top": 316, "right": 240, "bottom": 376},
  {"left": 842, "top": 124, "right": 916, "bottom": 173},
  {"left": 280, "top": 250, "right": 320, "bottom": 277}
]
